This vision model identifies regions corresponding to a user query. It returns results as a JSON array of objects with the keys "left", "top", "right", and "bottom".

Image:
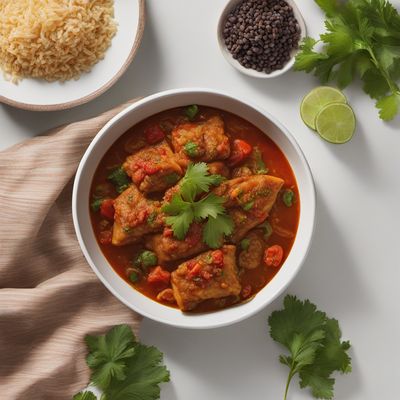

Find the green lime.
[
  {"left": 315, "top": 103, "right": 356, "bottom": 144},
  {"left": 300, "top": 86, "right": 347, "bottom": 130}
]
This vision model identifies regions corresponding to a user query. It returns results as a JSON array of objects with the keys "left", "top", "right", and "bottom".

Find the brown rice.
[{"left": 0, "top": 0, "right": 117, "bottom": 83}]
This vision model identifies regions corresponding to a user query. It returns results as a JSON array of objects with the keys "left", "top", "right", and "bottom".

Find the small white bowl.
[
  {"left": 217, "top": 0, "right": 307, "bottom": 78},
  {"left": 72, "top": 88, "right": 316, "bottom": 329}
]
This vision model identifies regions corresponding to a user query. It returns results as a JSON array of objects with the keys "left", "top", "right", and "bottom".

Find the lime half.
[
  {"left": 315, "top": 103, "right": 356, "bottom": 144},
  {"left": 300, "top": 87, "right": 347, "bottom": 130}
]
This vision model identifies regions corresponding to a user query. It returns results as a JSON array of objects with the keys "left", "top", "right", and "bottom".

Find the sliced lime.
[
  {"left": 300, "top": 87, "right": 347, "bottom": 130},
  {"left": 315, "top": 103, "right": 356, "bottom": 144}
]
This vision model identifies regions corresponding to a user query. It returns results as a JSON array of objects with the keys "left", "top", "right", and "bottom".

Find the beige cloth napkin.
[{"left": 0, "top": 101, "right": 142, "bottom": 400}]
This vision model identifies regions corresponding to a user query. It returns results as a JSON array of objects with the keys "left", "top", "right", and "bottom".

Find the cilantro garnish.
[
  {"left": 268, "top": 295, "right": 352, "bottom": 400},
  {"left": 184, "top": 141, "right": 199, "bottom": 157},
  {"left": 179, "top": 163, "right": 224, "bottom": 202},
  {"left": 108, "top": 167, "right": 130, "bottom": 193},
  {"left": 74, "top": 325, "right": 170, "bottom": 400},
  {"left": 162, "top": 163, "right": 233, "bottom": 248},
  {"left": 91, "top": 198, "right": 103, "bottom": 212},
  {"left": 185, "top": 104, "right": 199, "bottom": 120},
  {"left": 253, "top": 147, "right": 269, "bottom": 174},
  {"left": 294, "top": 0, "right": 400, "bottom": 121}
]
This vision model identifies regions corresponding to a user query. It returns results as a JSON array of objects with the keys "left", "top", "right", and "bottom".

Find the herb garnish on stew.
[{"left": 162, "top": 162, "right": 233, "bottom": 248}]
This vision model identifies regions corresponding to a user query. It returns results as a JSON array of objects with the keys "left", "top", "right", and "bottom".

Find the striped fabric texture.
[{"left": 0, "top": 101, "right": 142, "bottom": 399}]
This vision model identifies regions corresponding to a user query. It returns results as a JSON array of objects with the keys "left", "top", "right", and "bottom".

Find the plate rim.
[{"left": 0, "top": 0, "right": 146, "bottom": 112}]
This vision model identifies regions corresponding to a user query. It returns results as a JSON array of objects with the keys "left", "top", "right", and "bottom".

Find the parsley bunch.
[
  {"left": 295, "top": 0, "right": 400, "bottom": 121},
  {"left": 162, "top": 163, "right": 234, "bottom": 248},
  {"left": 73, "top": 325, "right": 170, "bottom": 400},
  {"left": 268, "top": 295, "right": 352, "bottom": 400}
]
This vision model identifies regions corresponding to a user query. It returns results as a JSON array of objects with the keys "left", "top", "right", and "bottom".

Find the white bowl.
[
  {"left": 72, "top": 88, "right": 316, "bottom": 329},
  {"left": 217, "top": 0, "right": 307, "bottom": 78}
]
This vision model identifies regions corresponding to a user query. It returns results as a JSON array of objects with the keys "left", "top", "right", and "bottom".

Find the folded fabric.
[{"left": 0, "top": 100, "right": 142, "bottom": 400}]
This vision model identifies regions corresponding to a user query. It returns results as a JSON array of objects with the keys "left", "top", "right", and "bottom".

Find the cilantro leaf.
[
  {"left": 76, "top": 325, "right": 170, "bottom": 400},
  {"left": 162, "top": 163, "right": 232, "bottom": 245},
  {"left": 203, "top": 214, "right": 234, "bottom": 249},
  {"left": 163, "top": 195, "right": 194, "bottom": 240},
  {"left": 193, "top": 194, "right": 225, "bottom": 220},
  {"left": 294, "top": 38, "right": 328, "bottom": 72},
  {"left": 299, "top": 318, "right": 352, "bottom": 399},
  {"left": 104, "top": 343, "right": 170, "bottom": 400},
  {"left": 295, "top": 0, "right": 400, "bottom": 121},
  {"left": 314, "top": 0, "right": 339, "bottom": 17},
  {"left": 362, "top": 66, "right": 391, "bottom": 98},
  {"left": 180, "top": 163, "right": 223, "bottom": 202},
  {"left": 268, "top": 295, "right": 351, "bottom": 400},
  {"left": 85, "top": 325, "right": 136, "bottom": 391},
  {"left": 269, "top": 295, "right": 327, "bottom": 348},
  {"left": 73, "top": 391, "right": 97, "bottom": 400},
  {"left": 376, "top": 92, "right": 400, "bottom": 120},
  {"left": 108, "top": 167, "right": 130, "bottom": 193}
]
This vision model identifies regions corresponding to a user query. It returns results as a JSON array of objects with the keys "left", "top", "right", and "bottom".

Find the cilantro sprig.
[
  {"left": 295, "top": 0, "right": 400, "bottom": 121},
  {"left": 74, "top": 325, "right": 170, "bottom": 400},
  {"left": 268, "top": 295, "right": 352, "bottom": 400},
  {"left": 162, "top": 163, "right": 233, "bottom": 248}
]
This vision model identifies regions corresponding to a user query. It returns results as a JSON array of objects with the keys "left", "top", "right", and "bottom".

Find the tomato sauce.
[{"left": 90, "top": 106, "right": 300, "bottom": 313}]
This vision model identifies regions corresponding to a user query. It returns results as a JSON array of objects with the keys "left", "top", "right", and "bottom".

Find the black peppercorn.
[{"left": 222, "top": 0, "right": 301, "bottom": 74}]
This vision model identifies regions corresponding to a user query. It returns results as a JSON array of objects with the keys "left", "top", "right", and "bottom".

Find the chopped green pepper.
[
  {"left": 185, "top": 104, "right": 199, "bottom": 121},
  {"left": 184, "top": 141, "right": 199, "bottom": 157},
  {"left": 91, "top": 198, "right": 103, "bottom": 212},
  {"left": 258, "top": 220, "right": 273, "bottom": 240},
  {"left": 204, "top": 253, "right": 213, "bottom": 264},
  {"left": 146, "top": 211, "right": 158, "bottom": 226},
  {"left": 242, "top": 201, "right": 254, "bottom": 211},
  {"left": 108, "top": 167, "right": 130, "bottom": 193},
  {"left": 134, "top": 250, "right": 158, "bottom": 270},
  {"left": 283, "top": 189, "right": 295, "bottom": 207},
  {"left": 129, "top": 271, "right": 139, "bottom": 283},
  {"left": 240, "top": 238, "right": 250, "bottom": 251},
  {"left": 253, "top": 147, "right": 269, "bottom": 174}
]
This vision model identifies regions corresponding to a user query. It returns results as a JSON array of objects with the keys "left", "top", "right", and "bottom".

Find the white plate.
[
  {"left": 0, "top": 0, "right": 145, "bottom": 111},
  {"left": 72, "top": 88, "right": 316, "bottom": 329}
]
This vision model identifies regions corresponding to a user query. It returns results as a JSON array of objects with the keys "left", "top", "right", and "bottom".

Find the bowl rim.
[
  {"left": 72, "top": 87, "right": 316, "bottom": 329},
  {"left": 216, "top": 0, "right": 307, "bottom": 79}
]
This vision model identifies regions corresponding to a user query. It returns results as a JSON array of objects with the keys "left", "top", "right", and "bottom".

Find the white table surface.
[{"left": 1, "top": 1, "right": 399, "bottom": 399}]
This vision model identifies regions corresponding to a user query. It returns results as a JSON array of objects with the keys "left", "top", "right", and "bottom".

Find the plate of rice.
[{"left": 0, "top": 0, "right": 145, "bottom": 111}]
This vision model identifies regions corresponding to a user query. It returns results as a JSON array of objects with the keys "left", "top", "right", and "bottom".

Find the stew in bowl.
[
  {"left": 90, "top": 106, "right": 300, "bottom": 312},
  {"left": 72, "top": 88, "right": 315, "bottom": 328}
]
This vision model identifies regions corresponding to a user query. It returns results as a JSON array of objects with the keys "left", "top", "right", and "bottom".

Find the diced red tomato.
[
  {"left": 143, "top": 163, "right": 161, "bottom": 175},
  {"left": 201, "top": 270, "right": 212, "bottom": 280},
  {"left": 136, "top": 209, "right": 149, "bottom": 224},
  {"left": 227, "top": 139, "right": 253, "bottom": 167},
  {"left": 132, "top": 168, "right": 146, "bottom": 184},
  {"left": 187, "top": 262, "right": 202, "bottom": 279},
  {"left": 241, "top": 284, "right": 252, "bottom": 299},
  {"left": 147, "top": 266, "right": 171, "bottom": 290},
  {"left": 100, "top": 199, "right": 115, "bottom": 220},
  {"left": 99, "top": 230, "right": 112, "bottom": 245},
  {"left": 145, "top": 125, "right": 165, "bottom": 144},
  {"left": 212, "top": 249, "right": 224, "bottom": 266},
  {"left": 163, "top": 227, "right": 174, "bottom": 237},
  {"left": 264, "top": 245, "right": 284, "bottom": 267}
]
